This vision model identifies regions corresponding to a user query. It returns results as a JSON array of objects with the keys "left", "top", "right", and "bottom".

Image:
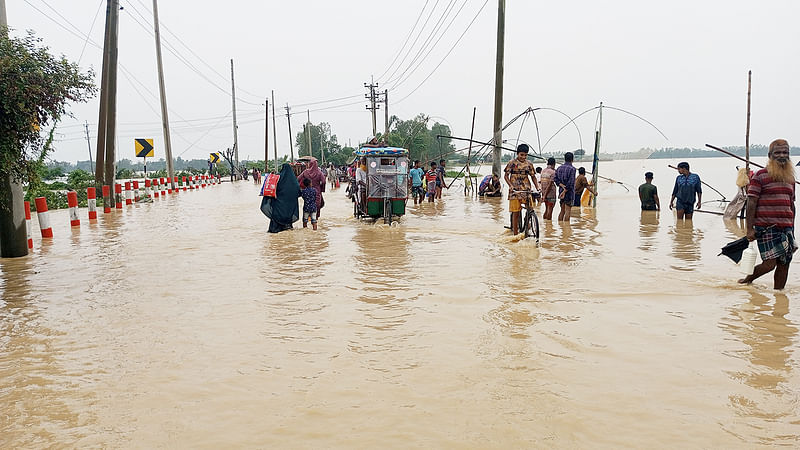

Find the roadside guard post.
[
  {"left": 34, "top": 197, "right": 53, "bottom": 238},
  {"left": 115, "top": 183, "right": 123, "bottom": 209},
  {"left": 87, "top": 187, "right": 97, "bottom": 219},
  {"left": 125, "top": 182, "right": 132, "bottom": 205},
  {"left": 67, "top": 191, "right": 80, "bottom": 227},
  {"left": 24, "top": 201, "right": 33, "bottom": 249},
  {"left": 133, "top": 181, "right": 140, "bottom": 201},
  {"left": 102, "top": 186, "right": 111, "bottom": 213}
]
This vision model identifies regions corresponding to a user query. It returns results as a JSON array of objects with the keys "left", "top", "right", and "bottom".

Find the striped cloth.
[
  {"left": 747, "top": 168, "right": 796, "bottom": 228},
  {"left": 755, "top": 226, "right": 797, "bottom": 264}
]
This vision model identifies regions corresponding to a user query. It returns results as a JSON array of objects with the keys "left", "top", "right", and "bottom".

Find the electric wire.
[
  {"left": 386, "top": 0, "right": 472, "bottom": 92},
  {"left": 393, "top": 0, "right": 489, "bottom": 105},
  {"left": 374, "top": 0, "right": 431, "bottom": 83},
  {"left": 383, "top": 0, "right": 462, "bottom": 88}
]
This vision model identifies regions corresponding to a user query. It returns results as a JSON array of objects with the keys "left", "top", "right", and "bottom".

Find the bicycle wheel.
[{"left": 523, "top": 209, "right": 539, "bottom": 241}]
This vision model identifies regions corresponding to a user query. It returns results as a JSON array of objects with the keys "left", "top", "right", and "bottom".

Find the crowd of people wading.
[{"left": 259, "top": 139, "right": 797, "bottom": 291}]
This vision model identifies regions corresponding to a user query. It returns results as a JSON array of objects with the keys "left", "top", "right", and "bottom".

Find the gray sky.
[{"left": 9, "top": 0, "right": 800, "bottom": 164}]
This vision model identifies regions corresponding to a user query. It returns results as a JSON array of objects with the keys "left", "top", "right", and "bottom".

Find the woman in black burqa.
[{"left": 260, "top": 163, "right": 301, "bottom": 233}]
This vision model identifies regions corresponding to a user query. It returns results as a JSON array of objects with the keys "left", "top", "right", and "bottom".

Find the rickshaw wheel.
[{"left": 384, "top": 198, "right": 392, "bottom": 225}]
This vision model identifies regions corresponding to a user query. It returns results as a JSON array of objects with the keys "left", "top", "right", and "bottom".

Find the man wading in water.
[
  {"left": 669, "top": 161, "right": 702, "bottom": 220},
  {"left": 739, "top": 139, "right": 797, "bottom": 289}
]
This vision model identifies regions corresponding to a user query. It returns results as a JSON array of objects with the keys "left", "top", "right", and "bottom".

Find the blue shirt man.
[
  {"left": 553, "top": 152, "right": 577, "bottom": 222},
  {"left": 669, "top": 161, "right": 702, "bottom": 220}
]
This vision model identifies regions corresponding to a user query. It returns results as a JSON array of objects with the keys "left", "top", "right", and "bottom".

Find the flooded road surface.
[{"left": 1, "top": 159, "right": 799, "bottom": 448}]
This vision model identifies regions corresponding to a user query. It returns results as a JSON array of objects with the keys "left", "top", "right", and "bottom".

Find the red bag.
[{"left": 261, "top": 173, "right": 280, "bottom": 197}]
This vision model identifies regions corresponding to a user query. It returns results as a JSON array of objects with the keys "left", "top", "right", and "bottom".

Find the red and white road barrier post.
[
  {"left": 160, "top": 178, "right": 166, "bottom": 197},
  {"left": 144, "top": 179, "right": 151, "bottom": 198},
  {"left": 102, "top": 186, "right": 111, "bottom": 213},
  {"left": 201, "top": 175, "right": 206, "bottom": 188},
  {"left": 34, "top": 197, "right": 53, "bottom": 238},
  {"left": 24, "top": 201, "right": 33, "bottom": 249},
  {"left": 167, "top": 177, "right": 172, "bottom": 194},
  {"left": 67, "top": 191, "right": 80, "bottom": 227},
  {"left": 115, "top": 183, "right": 123, "bottom": 209},
  {"left": 133, "top": 181, "right": 140, "bottom": 201},
  {"left": 87, "top": 187, "right": 97, "bottom": 219},
  {"left": 173, "top": 176, "right": 179, "bottom": 194},
  {"left": 182, "top": 176, "right": 187, "bottom": 191},
  {"left": 124, "top": 181, "right": 132, "bottom": 205},
  {"left": 153, "top": 179, "right": 160, "bottom": 198}
]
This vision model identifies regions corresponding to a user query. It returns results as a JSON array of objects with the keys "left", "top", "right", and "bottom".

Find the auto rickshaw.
[{"left": 352, "top": 146, "right": 409, "bottom": 224}]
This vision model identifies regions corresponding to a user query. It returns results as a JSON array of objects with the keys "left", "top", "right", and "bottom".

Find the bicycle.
[{"left": 505, "top": 190, "right": 540, "bottom": 242}]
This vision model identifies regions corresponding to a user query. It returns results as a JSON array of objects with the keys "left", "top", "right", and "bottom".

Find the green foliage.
[
  {"left": 382, "top": 114, "right": 455, "bottom": 163},
  {"left": 0, "top": 30, "right": 96, "bottom": 183},
  {"left": 25, "top": 185, "right": 68, "bottom": 211},
  {"left": 67, "top": 169, "right": 93, "bottom": 190},
  {"left": 293, "top": 122, "right": 352, "bottom": 165},
  {"left": 116, "top": 168, "right": 134, "bottom": 179}
]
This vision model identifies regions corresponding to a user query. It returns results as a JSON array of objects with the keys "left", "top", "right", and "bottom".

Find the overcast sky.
[{"left": 9, "top": 0, "right": 800, "bottom": 164}]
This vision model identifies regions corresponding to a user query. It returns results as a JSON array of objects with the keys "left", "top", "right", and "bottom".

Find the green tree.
[{"left": 0, "top": 29, "right": 96, "bottom": 257}]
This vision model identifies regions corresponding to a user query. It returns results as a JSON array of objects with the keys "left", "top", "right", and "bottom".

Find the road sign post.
[{"left": 136, "top": 138, "right": 154, "bottom": 179}]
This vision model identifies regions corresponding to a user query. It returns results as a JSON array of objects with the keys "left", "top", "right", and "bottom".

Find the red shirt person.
[{"left": 739, "top": 139, "right": 797, "bottom": 289}]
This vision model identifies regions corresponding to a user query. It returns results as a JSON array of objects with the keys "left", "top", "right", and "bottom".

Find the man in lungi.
[{"left": 739, "top": 139, "right": 797, "bottom": 289}]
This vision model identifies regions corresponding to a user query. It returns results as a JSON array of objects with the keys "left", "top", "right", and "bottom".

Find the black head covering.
[
  {"left": 718, "top": 236, "right": 750, "bottom": 263},
  {"left": 260, "top": 163, "right": 301, "bottom": 233}
]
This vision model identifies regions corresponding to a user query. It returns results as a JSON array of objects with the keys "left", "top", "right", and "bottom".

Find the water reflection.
[
  {"left": 638, "top": 210, "right": 660, "bottom": 252},
  {"left": 669, "top": 220, "right": 703, "bottom": 270},
  {"left": 723, "top": 218, "right": 746, "bottom": 239},
  {"left": 720, "top": 292, "right": 798, "bottom": 443}
]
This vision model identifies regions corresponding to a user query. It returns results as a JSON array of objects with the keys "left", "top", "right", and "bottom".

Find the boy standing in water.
[
  {"left": 425, "top": 161, "right": 438, "bottom": 203},
  {"left": 409, "top": 160, "right": 425, "bottom": 205},
  {"left": 638, "top": 172, "right": 660, "bottom": 210},
  {"left": 301, "top": 178, "right": 318, "bottom": 230}
]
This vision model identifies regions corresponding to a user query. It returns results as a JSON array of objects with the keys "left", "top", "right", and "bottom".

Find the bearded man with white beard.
[{"left": 739, "top": 139, "right": 798, "bottom": 289}]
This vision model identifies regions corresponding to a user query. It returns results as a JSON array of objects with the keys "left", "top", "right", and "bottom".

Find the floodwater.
[{"left": 1, "top": 158, "right": 798, "bottom": 448}]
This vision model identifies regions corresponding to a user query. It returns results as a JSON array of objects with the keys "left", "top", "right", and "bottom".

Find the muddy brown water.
[{"left": 1, "top": 158, "right": 798, "bottom": 447}]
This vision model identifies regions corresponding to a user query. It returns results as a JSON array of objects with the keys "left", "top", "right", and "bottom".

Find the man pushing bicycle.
[{"left": 504, "top": 144, "right": 540, "bottom": 234}]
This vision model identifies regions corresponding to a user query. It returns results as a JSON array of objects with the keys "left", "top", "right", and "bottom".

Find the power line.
[
  {"left": 387, "top": 0, "right": 472, "bottom": 91},
  {"left": 383, "top": 0, "right": 461, "bottom": 88},
  {"left": 374, "top": 0, "right": 432, "bottom": 83},
  {"left": 381, "top": 0, "right": 443, "bottom": 86},
  {"left": 128, "top": 0, "right": 265, "bottom": 101},
  {"left": 394, "top": 0, "right": 489, "bottom": 105}
]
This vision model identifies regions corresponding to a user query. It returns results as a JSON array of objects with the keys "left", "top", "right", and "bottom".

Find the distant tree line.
[{"left": 646, "top": 145, "right": 800, "bottom": 159}]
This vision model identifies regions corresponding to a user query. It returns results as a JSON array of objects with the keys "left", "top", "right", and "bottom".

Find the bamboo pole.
[
  {"left": 745, "top": 71, "right": 751, "bottom": 172},
  {"left": 466, "top": 107, "right": 476, "bottom": 197}
]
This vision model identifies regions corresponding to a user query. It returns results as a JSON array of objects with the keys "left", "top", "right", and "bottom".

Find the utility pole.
[
  {"left": 264, "top": 98, "right": 269, "bottom": 172},
  {"left": 384, "top": 89, "right": 389, "bottom": 138},
  {"left": 320, "top": 126, "right": 325, "bottom": 165},
  {"left": 271, "top": 90, "right": 278, "bottom": 171},
  {"left": 285, "top": 104, "right": 294, "bottom": 161},
  {"left": 230, "top": 59, "right": 239, "bottom": 178},
  {"left": 0, "top": 0, "right": 30, "bottom": 257},
  {"left": 84, "top": 121, "right": 94, "bottom": 173},
  {"left": 93, "top": 0, "right": 112, "bottom": 184},
  {"left": 153, "top": 0, "right": 175, "bottom": 188},
  {"left": 491, "top": 0, "right": 506, "bottom": 177},
  {"left": 306, "top": 110, "right": 312, "bottom": 157},
  {"left": 103, "top": 0, "right": 120, "bottom": 189},
  {"left": 364, "top": 77, "right": 379, "bottom": 136}
]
